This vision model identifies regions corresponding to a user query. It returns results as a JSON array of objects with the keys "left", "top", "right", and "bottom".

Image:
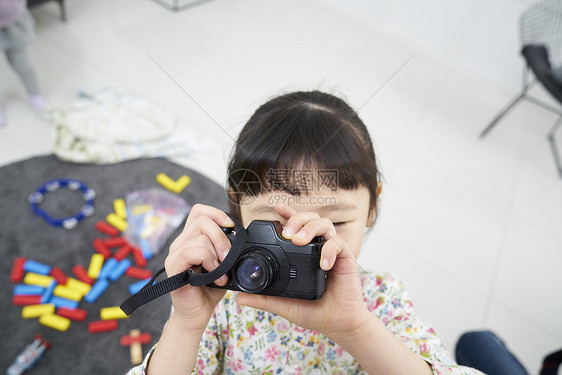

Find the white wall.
[{"left": 314, "top": 0, "right": 536, "bottom": 92}]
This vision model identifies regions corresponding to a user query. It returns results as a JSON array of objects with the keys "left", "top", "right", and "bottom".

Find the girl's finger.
[
  {"left": 279, "top": 211, "right": 321, "bottom": 239},
  {"left": 236, "top": 293, "right": 301, "bottom": 321},
  {"left": 172, "top": 215, "right": 232, "bottom": 261},
  {"left": 274, "top": 203, "right": 298, "bottom": 221},
  {"left": 291, "top": 218, "right": 337, "bottom": 246},
  {"left": 184, "top": 204, "right": 235, "bottom": 229},
  {"left": 319, "top": 236, "right": 355, "bottom": 271},
  {"left": 166, "top": 237, "right": 228, "bottom": 285}
]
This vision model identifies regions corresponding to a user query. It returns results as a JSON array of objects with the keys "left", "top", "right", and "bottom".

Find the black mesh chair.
[{"left": 480, "top": 0, "right": 562, "bottom": 178}]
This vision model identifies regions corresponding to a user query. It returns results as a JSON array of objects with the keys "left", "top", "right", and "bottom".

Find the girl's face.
[{"left": 239, "top": 186, "right": 373, "bottom": 259}]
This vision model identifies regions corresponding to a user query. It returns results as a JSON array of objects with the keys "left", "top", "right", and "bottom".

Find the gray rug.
[{"left": 0, "top": 155, "right": 228, "bottom": 374}]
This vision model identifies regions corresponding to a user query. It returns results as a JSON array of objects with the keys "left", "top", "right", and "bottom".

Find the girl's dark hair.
[{"left": 227, "top": 90, "right": 382, "bottom": 226}]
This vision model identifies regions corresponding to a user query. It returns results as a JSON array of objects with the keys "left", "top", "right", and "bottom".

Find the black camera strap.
[{"left": 119, "top": 215, "right": 247, "bottom": 316}]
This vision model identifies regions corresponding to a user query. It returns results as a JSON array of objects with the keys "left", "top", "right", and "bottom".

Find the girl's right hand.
[{"left": 164, "top": 204, "right": 235, "bottom": 332}]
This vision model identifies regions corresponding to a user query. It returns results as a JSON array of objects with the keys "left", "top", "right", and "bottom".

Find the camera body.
[{"left": 208, "top": 220, "right": 327, "bottom": 300}]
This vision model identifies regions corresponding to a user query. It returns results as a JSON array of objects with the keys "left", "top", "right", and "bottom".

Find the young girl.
[
  {"left": 127, "top": 91, "right": 483, "bottom": 374},
  {"left": 0, "top": 0, "right": 45, "bottom": 127}
]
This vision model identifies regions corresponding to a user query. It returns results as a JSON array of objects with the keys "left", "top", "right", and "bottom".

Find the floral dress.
[{"left": 126, "top": 270, "right": 484, "bottom": 375}]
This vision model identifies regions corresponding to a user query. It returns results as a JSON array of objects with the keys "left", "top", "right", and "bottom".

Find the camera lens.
[{"left": 235, "top": 250, "right": 277, "bottom": 293}]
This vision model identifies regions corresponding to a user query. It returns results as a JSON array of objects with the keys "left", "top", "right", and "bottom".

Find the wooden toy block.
[
  {"left": 72, "top": 265, "right": 95, "bottom": 285},
  {"left": 92, "top": 238, "right": 112, "bottom": 259},
  {"left": 120, "top": 331, "right": 152, "bottom": 346},
  {"left": 10, "top": 257, "right": 27, "bottom": 283},
  {"left": 41, "top": 281, "right": 57, "bottom": 304},
  {"left": 87, "top": 253, "right": 105, "bottom": 279},
  {"left": 65, "top": 277, "right": 92, "bottom": 296},
  {"left": 24, "top": 260, "right": 51, "bottom": 275},
  {"left": 131, "top": 247, "right": 147, "bottom": 268},
  {"left": 104, "top": 237, "right": 128, "bottom": 248},
  {"left": 120, "top": 329, "right": 151, "bottom": 365},
  {"left": 98, "top": 258, "right": 119, "bottom": 280},
  {"left": 125, "top": 267, "right": 153, "bottom": 280},
  {"left": 113, "top": 245, "right": 131, "bottom": 261},
  {"left": 13, "top": 295, "right": 42, "bottom": 306},
  {"left": 114, "top": 199, "right": 127, "bottom": 219},
  {"left": 22, "top": 304, "right": 55, "bottom": 319},
  {"left": 128, "top": 278, "right": 151, "bottom": 295},
  {"left": 39, "top": 313, "right": 71, "bottom": 332},
  {"left": 53, "top": 285, "right": 82, "bottom": 301},
  {"left": 88, "top": 319, "right": 118, "bottom": 333},
  {"left": 49, "top": 267, "right": 68, "bottom": 285},
  {"left": 156, "top": 173, "right": 191, "bottom": 194},
  {"left": 57, "top": 307, "right": 87, "bottom": 322},
  {"left": 14, "top": 284, "right": 45, "bottom": 295},
  {"left": 106, "top": 213, "right": 127, "bottom": 232},
  {"left": 95, "top": 220, "right": 120, "bottom": 237},
  {"left": 84, "top": 279, "right": 110, "bottom": 303},
  {"left": 23, "top": 273, "right": 54, "bottom": 288},
  {"left": 100, "top": 306, "right": 128, "bottom": 320},
  {"left": 50, "top": 296, "right": 79, "bottom": 309},
  {"left": 109, "top": 259, "right": 131, "bottom": 281}
]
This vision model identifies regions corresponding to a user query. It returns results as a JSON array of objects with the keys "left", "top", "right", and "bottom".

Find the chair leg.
[
  {"left": 480, "top": 93, "right": 525, "bottom": 139},
  {"left": 548, "top": 115, "right": 562, "bottom": 179}
]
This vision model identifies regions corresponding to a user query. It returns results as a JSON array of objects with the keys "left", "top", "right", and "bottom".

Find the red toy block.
[
  {"left": 120, "top": 332, "right": 152, "bottom": 346},
  {"left": 10, "top": 257, "right": 27, "bottom": 283},
  {"left": 72, "top": 265, "right": 95, "bottom": 285},
  {"left": 95, "top": 220, "right": 120, "bottom": 237},
  {"left": 88, "top": 319, "right": 118, "bottom": 333},
  {"left": 57, "top": 307, "right": 88, "bottom": 322},
  {"left": 13, "top": 295, "right": 42, "bottom": 306},
  {"left": 104, "top": 237, "right": 128, "bottom": 248},
  {"left": 50, "top": 267, "right": 68, "bottom": 285},
  {"left": 125, "top": 267, "right": 153, "bottom": 280},
  {"left": 113, "top": 245, "right": 131, "bottom": 261},
  {"left": 131, "top": 248, "right": 147, "bottom": 268},
  {"left": 93, "top": 238, "right": 112, "bottom": 259}
]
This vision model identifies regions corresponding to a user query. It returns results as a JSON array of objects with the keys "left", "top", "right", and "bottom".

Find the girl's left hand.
[{"left": 236, "top": 204, "right": 371, "bottom": 343}]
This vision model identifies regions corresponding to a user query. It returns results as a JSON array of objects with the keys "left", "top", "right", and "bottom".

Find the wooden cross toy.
[{"left": 120, "top": 329, "right": 152, "bottom": 365}]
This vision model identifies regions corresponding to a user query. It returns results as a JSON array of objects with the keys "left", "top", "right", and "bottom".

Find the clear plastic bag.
[{"left": 124, "top": 188, "right": 190, "bottom": 257}]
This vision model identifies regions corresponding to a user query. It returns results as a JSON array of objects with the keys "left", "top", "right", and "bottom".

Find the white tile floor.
[{"left": 1, "top": 0, "right": 561, "bottom": 372}]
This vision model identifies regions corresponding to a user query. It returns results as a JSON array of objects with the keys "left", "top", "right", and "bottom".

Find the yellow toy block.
[
  {"left": 39, "top": 313, "right": 71, "bottom": 332},
  {"left": 65, "top": 278, "right": 91, "bottom": 297},
  {"left": 114, "top": 199, "right": 127, "bottom": 219},
  {"left": 156, "top": 173, "right": 191, "bottom": 194},
  {"left": 53, "top": 285, "right": 82, "bottom": 301},
  {"left": 107, "top": 213, "right": 128, "bottom": 232},
  {"left": 23, "top": 273, "right": 54, "bottom": 288},
  {"left": 100, "top": 306, "right": 128, "bottom": 320},
  {"left": 87, "top": 253, "right": 104, "bottom": 279},
  {"left": 22, "top": 304, "right": 55, "bottom": 319}
]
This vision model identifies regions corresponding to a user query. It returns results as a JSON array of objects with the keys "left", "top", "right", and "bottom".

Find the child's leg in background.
[{"left": 5, "top": 46, "right": 45, "bottom": 112}]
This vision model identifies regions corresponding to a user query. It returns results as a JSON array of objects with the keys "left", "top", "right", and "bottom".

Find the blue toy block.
[
  {"left": 50, "top": 296, "right": 79, "bottom": 309},
  {"left": 98, "top": 258, "right": 119, "bottom": 280},
  {"left": 128, "top": 278, "right": 151, "bottom": 295},
  {"left": 139, "top": 239, "right": 153, "bottom": 260},
  {"left": 24, "top": 260, "right": 51, "bottom": 275},
  {"left": 109, "top": 259, "right": 131, "bottom": 282},
  {"left": 14, "top": 284, "right": 45, "bottom": 296},
  {"left": 41, "top": 281, "right": 57, "bottom": 304},
  {"left": 84, "top": 279, "right": 110, "bottom": 303}
]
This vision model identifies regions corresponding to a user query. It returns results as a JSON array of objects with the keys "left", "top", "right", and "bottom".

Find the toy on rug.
[
  {"left": 121, "top": 329, "right": 152, "bottom": 365},
  {"left": 124, "top": 188, "right": 191, "bottom": 258},
  {"left": 7, "top": 335, "right": 50, "bottom": 375},
  {"left": 28, "top": 178, "right": 95, "bottom": 229}
]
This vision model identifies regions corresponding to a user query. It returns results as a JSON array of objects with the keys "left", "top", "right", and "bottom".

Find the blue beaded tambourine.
[{"left": 29, "top": 178, "right": 95, "bottom": 229}]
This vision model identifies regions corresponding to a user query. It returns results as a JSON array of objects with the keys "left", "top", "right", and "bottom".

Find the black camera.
[{"left": 207, "top": 220, "right": 327, "bottom": 300}]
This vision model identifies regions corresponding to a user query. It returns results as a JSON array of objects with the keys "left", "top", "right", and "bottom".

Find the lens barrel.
[{"left": 234, "top": 250, "right": 278, "bottom": 293}]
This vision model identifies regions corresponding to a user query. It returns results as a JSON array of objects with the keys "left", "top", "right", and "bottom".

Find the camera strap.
[{"left": 119, "top": 215, "right": 247, "bottom": 316}]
